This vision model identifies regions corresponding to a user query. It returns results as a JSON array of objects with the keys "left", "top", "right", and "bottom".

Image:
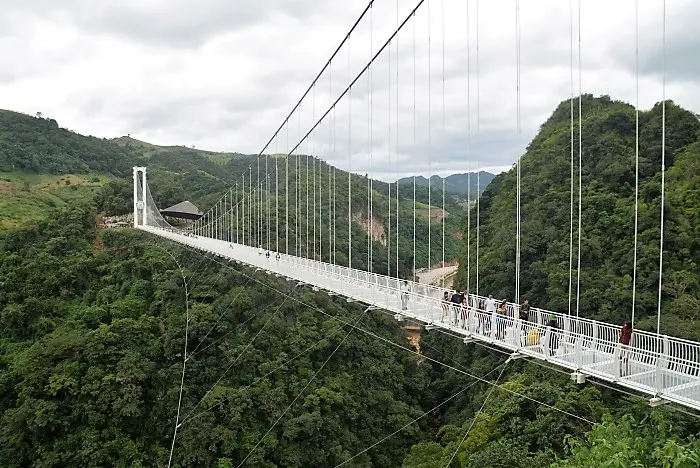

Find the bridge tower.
[{"left": 133, "top": 166, "right": 148, "bottom": 227}]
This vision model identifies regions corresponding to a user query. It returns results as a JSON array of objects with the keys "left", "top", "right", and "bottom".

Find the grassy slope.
[{"left": 0, "top": 172, "right": 112, "bottom": 229}]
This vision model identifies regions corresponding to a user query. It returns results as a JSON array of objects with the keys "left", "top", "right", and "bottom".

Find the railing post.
[
  {"left": 592, "top": 321, "right": 599, "bottom": 363},
  {"left": 613, "top": 344, "right": 621, "bottom": 379},
  {"left": 542, "top": 327, "right": 550, "bottom": 357},
  {"left": 655, "top": 336, "right": 670, "bottom": 395},
  {"left": 490, "top": 310, "right": 496, "bottom": 340},
  {"left": 575, "top": 336, "right": 582, "bottom": 368}
]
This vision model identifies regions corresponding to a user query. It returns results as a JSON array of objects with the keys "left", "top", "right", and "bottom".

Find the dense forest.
[
  {"left": 2, "top": 99, "right": 700, "bottom": 466},
  {"left": 455, "top": 95, "right": 700, "bottom": 339},
  {"left": 1, "top": 109, "right": 465, "bottom": 273}
]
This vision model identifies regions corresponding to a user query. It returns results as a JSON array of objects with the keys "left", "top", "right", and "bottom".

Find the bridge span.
[{"left": 139, "top": 224, "right": 700, "bottom": 412}]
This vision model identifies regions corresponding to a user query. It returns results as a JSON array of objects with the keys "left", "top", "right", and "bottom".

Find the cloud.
[{"left": 0, "top": 0, "right": 697, "bottom": 184}]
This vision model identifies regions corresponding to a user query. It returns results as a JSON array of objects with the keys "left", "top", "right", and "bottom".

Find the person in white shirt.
[
  {"left": 400, "top": 280, "right": 410, "bottom": 310},
  {"left": 483, "top": 295, "right": 496, "bottom": 335},
  {"left": 485, "top": 295, "right": 496, "bottom": 313}
]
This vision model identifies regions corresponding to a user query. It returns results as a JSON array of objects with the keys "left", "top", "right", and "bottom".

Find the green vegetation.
[
  {"left": 3, "top": 203, "right": 698, "bottom": 467},
  {"left": 1, "top": 109, "right": 464, "bottom": 273},
  {"left": 0, "top": 172, "right": 110, "bottom": 229},
  {"left": 398, "top": 171, "right": 496, "bottom": 200},
  {"left": 0, "top": 203, "right": 428, "bottom": 466},
  {"left": 2, "top": 98, "right": 700, "bottom": 466},
  {"left": 455, "top": 95, "right": 700, "bottom": 339}
]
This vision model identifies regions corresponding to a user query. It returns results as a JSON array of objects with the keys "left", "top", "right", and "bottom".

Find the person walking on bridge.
[
  {"left": 441, "top": 292, "right": 450, "bottom": 323},
  {"left": 520, "top": 299, "right": 530, "bottom": 322},
  {"left": 619, "top": 322, "right": 633, "bottom": 377},
  {"left": 519, "top": 299, "right": 531, "bottom": 346},
  {"left": 450, "top": 290, "right": 463, "bottom": 326},
  {"left": 400, "top": 280, "right": 410, "bottom": 311}
]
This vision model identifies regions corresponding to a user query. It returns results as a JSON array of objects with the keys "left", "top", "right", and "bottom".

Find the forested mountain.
[
  {"left": 453, "top": 95, "right": 700, "bottom": 340},
  {"left": 2, "top": 100, "right": 700, "bottom": 467},
  {"left": 1, "top": 109, "right": 464, "bottom": 272},
  {"left": 398, "top": 171, "right": 496, "bottom": 199},
  {"left": 1, "top": 204, "right": 698, "bottom": 467}
]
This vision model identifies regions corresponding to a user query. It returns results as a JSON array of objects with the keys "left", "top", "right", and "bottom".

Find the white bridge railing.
[{"left": 141, "top": 225, "right": 700, "bottom": 412}]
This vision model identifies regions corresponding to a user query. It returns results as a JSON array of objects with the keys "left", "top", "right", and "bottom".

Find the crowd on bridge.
[{"left": 399, "top": 282, "right": 634, "bottom": 376}]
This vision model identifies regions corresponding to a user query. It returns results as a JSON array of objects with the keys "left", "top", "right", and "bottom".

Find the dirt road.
[{"left": 415, "top": 265, "right": 459, "bottom": 290}]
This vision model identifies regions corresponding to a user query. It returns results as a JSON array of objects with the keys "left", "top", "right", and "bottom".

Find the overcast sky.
[{"left": 1, "top": 0, "right": 698, "bottom": 181}]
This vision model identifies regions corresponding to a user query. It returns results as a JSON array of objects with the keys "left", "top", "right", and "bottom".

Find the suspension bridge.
[{"left": 129, "top": 0, "right": 700, "bottom": 464}]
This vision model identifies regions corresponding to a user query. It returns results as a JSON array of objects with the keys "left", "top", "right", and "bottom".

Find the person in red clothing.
[{"left": 619, "top": 322, "right": 633, "bottom": 376}]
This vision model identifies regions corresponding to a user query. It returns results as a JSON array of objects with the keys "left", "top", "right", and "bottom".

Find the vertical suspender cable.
[
  {"left": 236, "top": 181, "right": 239, "bottom": 243},
  {"left": 228, "top": 187, "right": 233, "bottom": 243},
  {"left": 250, "top": 166, "right": 253, "bottom": 246},
  {"left": 312, "top": 85, "right": 317, "bottom": 259},
  {"left": 333, "top": 99, "right": 337, "bottom": 264},
  {"left": 575, "top": 0, "right": 583, "bottom": 318},
  {"left": 631, "top": 0, "right": 639, "bottom": 330},
  {"left": 257, "top": 157, "right": 260, "bottom": 247},
  {"left": 285, "top": 120, "right": 289, "bottom": 255},
  {"left": 657, "top": 0, "right": 666, "bottom": 336},
  {"left": 318, "top": 148, "right": 322, "bottom": 260},
  {"left": 427, "top": 0, "right": 432, "bottom": 274},
  {"left": 441, "top": 0, "right": 446, "bottom": 286},
  {"left": 568, "top": 0, "right": 575, "bottom": 317},
  {"left": 368, "top": 4, "right": 373, "bottom": 272},
  {"left": 297, "top": 112, "right": 301, "bottom": 256},
  {"left": 413, "top": 12, "right": 417, "bottom": 280},
  {"left": 348, "top": 40, "right": 353, "bottom": 269},
  {"left": 388, "top": 30, "right": 392, "bottom": 277},
  {"left": 312, "top": 151, "right": 316, "bottom": 258},
  {"left": 275, "top": 136, "right": 279, "bottom": 253},
  {"left": 515, "top": 0, "right": 521, "bottom": 304},
  {"left": 467, "top": 0, "right": 471, "bottom": 293},
  {"left": 304, "top": 131, "right": 311, "bottom": 258},
  {"left": 395, "top": 0, "right": 400, "bottom": 279},
  {"left": 242, "top": 174, "right": 246, "bottom": 245},
  {"left": 266, "top": 146, "right": 270, "bottom": 249},
  {"left": 328, "top": 63, "right": 333, "bottom": 263},
  {"left": 475, "top": 0, "right": 480, "bottom": 297}
]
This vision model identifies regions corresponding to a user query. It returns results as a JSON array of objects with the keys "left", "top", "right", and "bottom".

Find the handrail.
[{"left": 142, "top": 223, "right": 700, "bottom": 411}]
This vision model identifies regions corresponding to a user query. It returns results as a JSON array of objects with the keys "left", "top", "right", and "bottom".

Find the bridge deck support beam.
[
  {"left": 650, "top": 396, "right": 669, "bottom": 408},
  {"left": 570, "top": 371, "right": 587, "bottom": 384}
]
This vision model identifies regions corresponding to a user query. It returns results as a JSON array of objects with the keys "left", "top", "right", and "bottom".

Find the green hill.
[
  {"left": 2, "top": 100, "right": 700, "bottom": 467},
  {"left": 0, "top": 110, "right": 465, "bottom": 273},
  {"left": 454, "top": 95, "right": 700, "bottom": 339},
  {"left": 398, "top": 171, "right": 496, "bottom": 199}
]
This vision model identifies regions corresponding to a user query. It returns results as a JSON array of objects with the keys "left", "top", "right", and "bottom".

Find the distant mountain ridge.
[{"left": 397, "top": 171, "right": 496, "bottom": 198}]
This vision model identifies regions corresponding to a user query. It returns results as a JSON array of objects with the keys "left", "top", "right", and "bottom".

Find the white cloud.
[{"left": 0, "top": 0, "right": 697, "bottom": 182}]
